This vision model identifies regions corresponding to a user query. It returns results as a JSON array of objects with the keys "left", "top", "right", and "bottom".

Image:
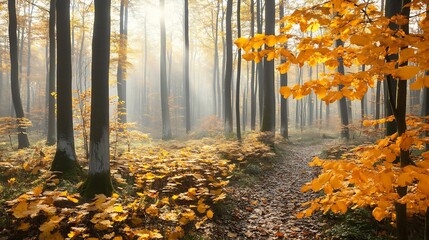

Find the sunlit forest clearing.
[{"left": 1, "top": 0, "right": 429, "bottom": 239}]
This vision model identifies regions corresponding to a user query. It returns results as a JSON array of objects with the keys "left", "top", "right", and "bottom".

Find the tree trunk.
[
  {"left": 280, "top": 0, "right": 288, "bottom": 139},
  {"left": 51, "top": 0, "right": 80, "bottom": 175},
  {"left": 250, "top": 0, "right": 256, "bottom": 130},
  {"left": 336, "top": 39, "right": 349, "bottom": 139},
  {"left": 117, "top": 0, "right": 128, "bottom": 124},
  {"left": 160, "top": 0, "right": 172, "bottom": 140},
  {"left": 8, "top": 0, "right": 30, "bottom": 149},
  {"left": 224, "top": 0, "right": 233, "bottom": 135},
  {"left": 384, "top": 1, "right": 410, "bottom": 239},
  {"left": 26, "top": 2, "right": 34, "bottom": 115},
  {"left": 184, "top": 0, "right": 191, "bottom": 133},
  {"left": 46, "top": 0, "right": 56, "bottom": 146},
  {"left": 81, "top": 0, "right": 113, "bottom": 199},
  {"left": 236, "top": 0, "right": 242, "bottom": 140},
  {"left": 260, "top": 0, "right": 275, "bottom": 134},
  {"left": 257, "top": 0, "right": 264, "bottom": 125},
  {"left": 212, "top": 0, "right": 220, "bottom": 117}
]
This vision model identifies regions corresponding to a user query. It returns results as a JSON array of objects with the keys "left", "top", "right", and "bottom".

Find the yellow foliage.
[{"left": 394, "top": 66, "right": 420, "bottom": 80}]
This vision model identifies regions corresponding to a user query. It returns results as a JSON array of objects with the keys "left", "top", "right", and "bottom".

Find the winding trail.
[{"left": 200, "top": 142, "right": 328, "bottom": 239}]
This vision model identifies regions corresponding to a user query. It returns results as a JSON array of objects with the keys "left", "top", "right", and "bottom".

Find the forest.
[{"left": 0, "top": 0, "right": 429, "bottom": 239}]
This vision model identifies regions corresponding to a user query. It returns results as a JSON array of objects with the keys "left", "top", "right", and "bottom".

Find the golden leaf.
[
  {"left": 13, "top": 201, "right": 28, "bottom": 218},
  {"left": 17, "top": 222, "right": 30, "bottom": 231},
  {"left": 113, "top": 204, "right": 123, "bottom": 213},
  {"left": 279, "top": 86, "right": 291, "bottom": 99},
  {"left": 372, "top": 207, "right": 387, "bottom": 221},
  {"left": 242, "top": 53, "right": 255, "bottom": 61},
  {"left": 32, "top": 186, "right": 43, "bottom": 196},
  {"left": 350, "top": 35, "right": 368, "bottom": 46},
  {"left": 145, "top": 204, "right": 159, "bottom": 217},
  {"left": 397, "top": 172, "right": 413, "bottom": 186},
  {"left": 265, "top": 35, "right": 277, "bottom": 47},
  {"left": 277, "top": 62, "right": 291, "bottom": 74},
  {"left": 395, "top": 66, "right": 420, "bottom": 80},
  {"left": 234, "top": 37, "right": 249, "bottom": 49},
  {"left": 206, "top": 210, "right": 214, "bottom": 219},
  {"left": 39, "top": 216, "right": 64, "bottom": 233},
  {"left": 417, "top": 174, "right": 429, "bottom": 195},
  {"left": 67, "top": 195, "right": 79, "bottom": 203}
]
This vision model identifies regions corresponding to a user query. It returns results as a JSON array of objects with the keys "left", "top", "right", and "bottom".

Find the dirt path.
[{"left": 199, "top": 142, "right": 328, "bottom": 239}]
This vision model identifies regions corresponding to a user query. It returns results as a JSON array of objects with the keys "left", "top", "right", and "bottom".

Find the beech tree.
[
  {"left": 184, "top": 0, "right": 191, "bottom": 134},
  {"left": 8, "top": 0, "right": 30, "bottom": 149},
  {"left": 160, "top": 0, "right": 172, "bottom": 140},
  {"left": 51, "top": 0, "right": 80, "bottom": 175},
  {"left": 81, "top": 0, "right": 113, "bottom": 199},
  {"left": 236, "top": 0, "right": 242, "bottom": 140},
  {"left": 279, "top": 0, "right": 288, "bottom": 139},
  {"left": 224, "top": 0, "right": 233, "bottom": 135},
  {"left": 46, "top": 0, "right": 56, "bottom": 146},
  {"left": 260, "top": 0, "right": 275, "bottom": 133},
  {"left": 117, "top": 0, "right": 128, "bottom": 124}
]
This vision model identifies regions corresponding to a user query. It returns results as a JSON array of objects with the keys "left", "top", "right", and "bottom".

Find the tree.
[
  {"left": 224, "top": 0, "right": 233, "bottom": 135},
  {"left": 236, "top": 0, "right": 242, "bottom": 140},
  {"left": 8, "top": 0, "right": 30, "bottom": 149},
  {"left": 46, "top": 0, "right": 56, "bottom": 146},
  {"left": 160, "top": 0, "right": 172, "bottom": 140},
  {"left": 336, "top": 39, "right": 349, "bottom": 139},
  {"left": 260, "top": 0, "right": 275, "bottom": 133},
  {"left": 51, "top": 0, "right": 80, "bottom": 175},
  {"left": 117, "top": 0, "right": 128, "bottom": 124},
  {"left": 81, "top": 0, "right": 113, "bottom": 199},
  {"left": 279, "top": 0, "right": 288, "bottom": 139},
  {"left": 250, "top": 0, "right": 256, "bottom": 130},
  {"left": 184, "top": 0, "right": 191, "bottom": 134}
]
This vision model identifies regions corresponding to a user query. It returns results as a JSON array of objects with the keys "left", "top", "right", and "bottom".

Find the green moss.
[
  {"left": 79, "top": 172, "right": 114, "bottom": 200},
  {"left": 50, "top": 149, "right": 83, "bottom": 180}
]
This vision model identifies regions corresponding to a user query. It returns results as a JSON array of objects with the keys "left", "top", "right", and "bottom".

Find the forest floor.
[
  {"left": 0, "top": 131, "right": 399, "bottom": 239},
  {"left": 196, "top": 139, "right": 329, "bottom": 240}
]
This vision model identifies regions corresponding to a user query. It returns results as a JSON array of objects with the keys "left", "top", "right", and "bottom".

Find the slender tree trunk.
[
  {"left": 81, "top": 0, "right": 113, "bottom": 199},
  {"left": 261, "top": 0, "right": 275, "bottom": 134},
  {"left": 361, "top": 65, "right": 366, "bottom": 123},
  {"left": 160, "top": 0, "right": 172, "bottom": 140},
  {"left": 336, "top": 39, "right": 349, "bottom": 139},
  {"left": 257, "top": 0, "right": 264, "bottom": 125},
  {"left": 280, "top": 0, "right": 288, "bottom": 138},
  {"left": 51, "top": 0, "right": 80, "bottom": 175},
  {"left": 236, "top": 0, "right": 242, "bottom": 140},
  {"left": 220, "top": 5, "right": 226, "bottom": 120},
  {"left": 47, "top": 0, "right": 56, "bottom": 146},
  {"left": 224, "top": 0, "right": 233, "bottom": 135},
  {"left": 0, "top": 45, "right": 3, "bottom": 115},
  {"left": 385, "top": 1, "right": 400, "bottom": 136},
  {"left": 213, "top": 0, "right": 220, "bottom": 116},
  {"left": 8, "top": 0, "right": 30, "bottom": 149},
  {"left": 308, "top": 66, "right": 314, "bottom": 126},
  {"left": 250, "top": 0, "right": 256, "bottom": 130},
  {"left": 26, "top": 2, "right": 34, "bottom": 115},
  {"left": 184, "top": 0, "right": 191, "bottom": 133},
  {"left": 143, "top": 15, "right": 148, "bottom": 125},
  {"left": 117, "top": 0, "right": 128, "bottom": 124}
]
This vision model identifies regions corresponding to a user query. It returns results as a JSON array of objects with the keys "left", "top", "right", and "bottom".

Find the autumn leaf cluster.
[{"left": 298, "top": 116, "right": 429, "bottom": 221}]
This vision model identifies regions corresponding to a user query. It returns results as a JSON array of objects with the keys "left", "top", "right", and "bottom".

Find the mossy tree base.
[
  {"left": 51, "top": 150, "right": 83, "bottom": 180},
  {"left": 79, "top": 172, "right": 114, "bottom": 200}
]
